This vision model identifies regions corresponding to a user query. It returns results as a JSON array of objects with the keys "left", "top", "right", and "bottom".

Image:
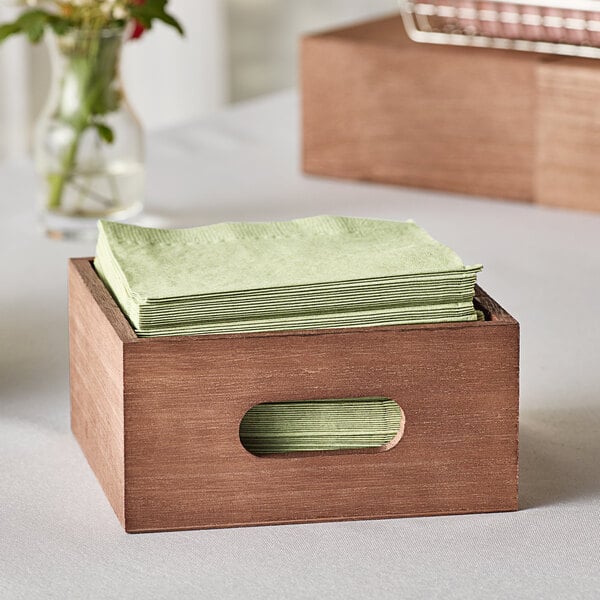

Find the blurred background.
[{"left": 0, "top": 0, "right": 395, "bottom": 161}]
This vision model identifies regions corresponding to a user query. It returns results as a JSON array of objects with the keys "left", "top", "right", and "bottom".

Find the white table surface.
[{"left": 1, "top": 91, "right": 599, "bottom": 600}]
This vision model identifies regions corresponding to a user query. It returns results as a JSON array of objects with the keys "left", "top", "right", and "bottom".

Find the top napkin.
[{"left": 96, "top": 216, "right": 480, "bottom": 302}]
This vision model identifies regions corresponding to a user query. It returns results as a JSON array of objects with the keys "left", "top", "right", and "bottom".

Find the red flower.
[
  {"left": 130, "top": 0, "right": 146, "bottom": 40},
  {"left": 130, "top": 20, "right": 145, "bottom": 40}
]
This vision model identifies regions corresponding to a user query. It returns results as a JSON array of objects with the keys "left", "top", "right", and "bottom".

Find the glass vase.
[{"left": 34, "top": 27, "right": 144, "bottom": 240}]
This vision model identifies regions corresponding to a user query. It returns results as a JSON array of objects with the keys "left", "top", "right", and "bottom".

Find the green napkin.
[
  {"left": 94, "top": 215, "right": 482, "bottom": 338},
  {"left": 239, "top": 398, "right": 403, "bottom": 454}
]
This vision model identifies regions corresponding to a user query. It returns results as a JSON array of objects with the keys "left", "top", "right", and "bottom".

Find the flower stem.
[
  {"left": 43, "top": 28, "right": 123, "bottom": 211},
  {"left": 46, "top": 125, "right": 84, "bottom": 210}
]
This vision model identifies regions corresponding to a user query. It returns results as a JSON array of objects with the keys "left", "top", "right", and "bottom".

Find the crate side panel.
[
  {"left": 69, "top": 260, "right": 126, "bottom": 526},
  {"left": 535, "top": 59, "right": 600, "bottom": 212}
]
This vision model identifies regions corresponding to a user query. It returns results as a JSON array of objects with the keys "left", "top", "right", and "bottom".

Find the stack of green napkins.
[
  {"left": 94, "top": 215, "right": 482, "bottom": 337},
  {"left": 94, "top": 216, "right": 482, "bottom": 454},
  {"left": 239, "top": 398, "right": 403, "bottom": 454}
]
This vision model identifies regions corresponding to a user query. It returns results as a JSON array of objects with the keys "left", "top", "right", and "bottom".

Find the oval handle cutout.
[{"left": 239, "top": 397, "right": 405, "bottom": 456}]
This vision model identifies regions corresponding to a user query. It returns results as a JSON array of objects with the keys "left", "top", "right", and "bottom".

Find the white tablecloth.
[{"left": 1, "top": 91, "right": 599, "bottom": 600}]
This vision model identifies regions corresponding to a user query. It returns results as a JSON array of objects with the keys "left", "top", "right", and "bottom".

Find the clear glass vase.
[{"left": 34, "top": 27, "right": 144, "bottom": 240}]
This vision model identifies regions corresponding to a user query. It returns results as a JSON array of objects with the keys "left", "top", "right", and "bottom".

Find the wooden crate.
[
  {"left": 69, "top": 258, "right": 519, "bottom": 533},
  {"left": 302, "top": 16, "right": 600, "bottom": 212}
]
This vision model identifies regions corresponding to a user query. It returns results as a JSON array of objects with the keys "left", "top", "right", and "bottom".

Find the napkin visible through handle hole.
[{"left": 239, "top": 397, "right": 405, "bottom": 457}]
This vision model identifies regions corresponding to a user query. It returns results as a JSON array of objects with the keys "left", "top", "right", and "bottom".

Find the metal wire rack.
[{"left": 399, "top": 0, "right": 600, "bottom": 58}]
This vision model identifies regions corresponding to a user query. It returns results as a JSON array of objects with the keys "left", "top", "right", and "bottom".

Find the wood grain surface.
[
  {"left": 69, "top": 258, "right": 519, "bottom": 533},
  {"left": 535, "top": 58, "right": 600, "bottom": 212},
  {"left": 69, "top": 260, "right": 128, "bottom": 527},
  {"left": 302, "top": 16, "right": 600, "bottom": 212}
]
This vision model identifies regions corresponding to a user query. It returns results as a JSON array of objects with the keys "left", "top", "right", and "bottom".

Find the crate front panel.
[{"left": 123, "top": 322, "right": 518, "bottom": 532}]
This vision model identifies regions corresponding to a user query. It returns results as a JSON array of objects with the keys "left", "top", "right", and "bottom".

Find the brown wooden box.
[
  {"left": 69, "top": 258, "right": 519, "bottom": 533},
  {"left": 302, "top": 16, "right": 600, "bottom": 212}
]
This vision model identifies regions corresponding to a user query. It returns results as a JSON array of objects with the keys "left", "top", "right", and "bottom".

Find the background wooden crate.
[
  {"left": 302, "top": 16, "right": 600, "bottom": 212},
  {"left": 69, "top": 258, "right": 519, "bottom": 533}
]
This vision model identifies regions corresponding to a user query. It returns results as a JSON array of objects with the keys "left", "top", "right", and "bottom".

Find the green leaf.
[
  {"left": 23, "top": 15, "right": 46, "bottom": 42},
  {"left": 48, "top": 16, "right": 71, "bottom": 37},
  {"left": 0, "top": 23, "right": 20, "bottom": 44},
  {"left": 0, "top": 9, "right": 69, "bottom": 45},
  {"left": 93, "top": 123, "right": 115, "bottom": 144},
  {"left": 129, "top": 0, "right": 184, "bottom": 36},
  {"left": 14, "top": 10, "right": 47, "bottom": 43}
]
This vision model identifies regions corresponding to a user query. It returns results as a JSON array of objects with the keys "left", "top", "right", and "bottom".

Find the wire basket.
[{"left": 399, "top": 0, "right": 600, "bottom": 58}]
